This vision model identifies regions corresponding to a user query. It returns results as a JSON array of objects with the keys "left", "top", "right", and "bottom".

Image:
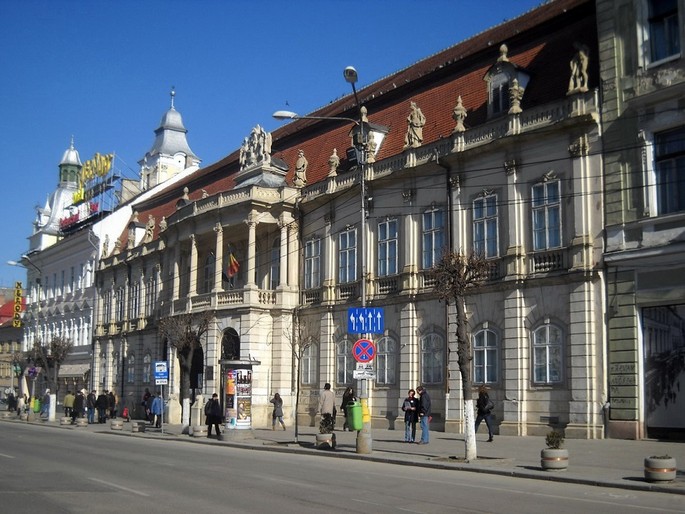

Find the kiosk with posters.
[{"left": 220, "top": 359, "right": 260, "bottom": 437}]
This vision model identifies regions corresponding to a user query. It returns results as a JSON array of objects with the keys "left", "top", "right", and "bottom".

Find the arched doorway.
[{"left": 221, "top": 328, "right": 241, "bottom": 360}]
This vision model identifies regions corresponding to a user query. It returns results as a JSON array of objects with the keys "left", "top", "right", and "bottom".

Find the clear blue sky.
[{"left": 0, "top": 0, "right": 544, "bottom": 288}]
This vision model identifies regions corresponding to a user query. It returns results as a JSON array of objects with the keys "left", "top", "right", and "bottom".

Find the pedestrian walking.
[
  {"left": 108, "top": 390, "right": 117, "bottom": 419},
  {"left": 63, "top": 390, "right": 75, "bottom": 418},
  {"left": 416, "top": 386, "right": 431, "bottom": 444},
  {"left": 72, "top": 389, "right": 85, "bottom": 423},
  {"left": 401, "top": 389, "right": 419, "bottom": 442},
  {"left": 318, "top": 383, "right": 336, "bottom": 433},
  {"left": 340, "top": 387, "right": 356, "bottom": 431},
  {"left": 142, "top": 388, "right": 152, "bottom": 423},
  {"left": 86, "top": 390, "right": 97, "bottom": 424},
  {"left": 150, "top": 392, "right": 163, "bottom": 428},
  {"left": 40, "top": 389, "right": 51, "bottom": 419},
  {"left": 205, "top": 393, "right": 222, "bottom": 437},
  {"left": 270, "top": 393, "right": 286, "bottom": 430},
  {"left": 96, "top": 391, "right": 108, "bottom": 423},
  {"left": 475, "top": 385, "right": 495, "bottom": 442}
]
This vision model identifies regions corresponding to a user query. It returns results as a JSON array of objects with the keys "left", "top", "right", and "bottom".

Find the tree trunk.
[{"left": 456, "top": 295, "right": 477, "bottom": 461}]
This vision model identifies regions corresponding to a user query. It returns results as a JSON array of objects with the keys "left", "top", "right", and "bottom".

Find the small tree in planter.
[
  {"left": 541, "top": 430, "right": 568, "bottom": 471},
  {"left": 316, "top": 413, "right": 336, "bottom": 449},
  {"left": 644, "top": 454, "right": 677, "bottom": 482}
]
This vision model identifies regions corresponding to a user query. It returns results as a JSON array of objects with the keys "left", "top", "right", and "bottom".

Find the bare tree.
[
  {"left": 158, "top": 311, "right": 213, "bottom": 412},
  {"left": 430, "top": 250, "right": 489, "bottom": 461},
  {"left": 284, "top": 308, "right": 315, "bottom": 443},
  {"left": 28, "top": 337, "right": 73, "bottom": 393}
]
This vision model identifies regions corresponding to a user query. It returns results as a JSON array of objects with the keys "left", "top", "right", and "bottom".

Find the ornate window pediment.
[{"left": 483, "top": 44, "right": 530, "bottom": 118}]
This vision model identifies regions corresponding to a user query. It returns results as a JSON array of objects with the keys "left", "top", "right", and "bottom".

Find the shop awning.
[{"left": 58, "top": 364, "right": 90, "bottom": 378}]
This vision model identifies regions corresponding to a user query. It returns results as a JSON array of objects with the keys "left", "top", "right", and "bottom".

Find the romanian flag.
[{"left": 227, "top": 253, "right": 240, "bottom": 278}]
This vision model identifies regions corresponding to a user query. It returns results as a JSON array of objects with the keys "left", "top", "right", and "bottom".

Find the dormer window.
[{"left": 484, "top": 44, "right": 530, "bottom": 119}]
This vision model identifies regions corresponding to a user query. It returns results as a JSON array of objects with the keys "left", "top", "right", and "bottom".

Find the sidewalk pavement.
[{"left": 4, "top": 415, "right": 684, "bottom": 495}]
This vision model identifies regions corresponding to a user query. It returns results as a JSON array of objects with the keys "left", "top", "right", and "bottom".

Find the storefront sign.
[{"left": 12, "top": 281, "right": 22, "bottom": 328}]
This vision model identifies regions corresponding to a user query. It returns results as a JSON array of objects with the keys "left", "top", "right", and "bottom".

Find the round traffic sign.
[{"left": 352, "top": 338, "right": 376, "bottom": 363}]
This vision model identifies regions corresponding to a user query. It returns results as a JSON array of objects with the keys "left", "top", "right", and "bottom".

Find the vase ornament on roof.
[{"left": 239, "top": 125, "right": 272, "bottom": 171}]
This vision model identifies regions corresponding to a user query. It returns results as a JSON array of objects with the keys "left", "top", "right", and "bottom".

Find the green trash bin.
[
  {"left": 347, "top": 401, "right": 363, "bottom": 431},
  {"left": 32, "top": 398, "right": 41, "bottom": 413}
]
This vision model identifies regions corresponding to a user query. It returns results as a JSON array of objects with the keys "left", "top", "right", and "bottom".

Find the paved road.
[{"left": 1, "top": 422, "right": 684, "bottom": 514}]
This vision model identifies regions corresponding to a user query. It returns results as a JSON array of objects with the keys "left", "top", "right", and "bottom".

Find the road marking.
[
  {"left": 87, "top": 477, "right": 149, "bottom": 497},
  {"left": 352, "top": 498, "right": 422, "bottom": 513},
  {"left": 0, "top": 452, "right": 15, "bottom": 459}
]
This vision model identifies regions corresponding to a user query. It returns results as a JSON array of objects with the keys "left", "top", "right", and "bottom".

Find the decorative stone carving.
[
  {"left": 102, "top": 234, "right": 109, "bottom": 258},
  {"left": 366, "top": 133, "right": 377, "bottom": 163},
  {"left": 452, "top": 95, "right": 467, "bottom": 133},
  {"left": 568, "top": 42, "right": 589, "bottom": 94},
  {"left": 293, "top": 150, "right": 308, "bottom": 187},
  {"left": 159, "top": 216, "right": 167, "bottom": 232},
  {"left": 328, "top": 148, "right": 340, "bottom": 177},
  {"left": 239, "top": 125, "right": 272, "bottom": 170},
  {"left": 201, "top": 189, "right": 209, "bottom": 199},
  {"left": 504, "top": 159, "right": 517, "bottom": 175},
  {"left": 144, "top": 215, "right": 155, "bottom": 243},
  {"left": 508, "top": 78, "right": 524, "bottom": 114},
  {"left": 498, "top": 44, "right": 509, "bottom": 63},
  {"left": 404, "top": 101, "right": 426, "bottom": 149},
  {"left": 568, "top": 136, "right": 589, "bottom": 158}
]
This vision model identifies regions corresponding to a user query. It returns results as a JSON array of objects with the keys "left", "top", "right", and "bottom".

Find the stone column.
[
  {"left": 278, "top": 215, "right": 288, "bottom": 288},
  {"left": 500, "top": 288, "right": 527, "bottom": 436},
  {"left": 172, "top": 242, "right": 181, "bottom": 301},
  {"left": 189, "top": 234, "right": 198, "bottom": 297},
  {"left": 288, "top": 220, "right": 299, "bottom": 288},
  {"left": 246, "top": 217, "right": 257, "bottom": 287},
  {"left": 213, "top": 223, "right": 224, "bottom": 292}
]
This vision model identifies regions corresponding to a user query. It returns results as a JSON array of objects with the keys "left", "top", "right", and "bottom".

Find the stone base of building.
[
  {"left": 564, "top": 423, "right": 604, "bottom": 439},
  {"left": 607, "top": 420, "right": 641, "bottom": 440}
]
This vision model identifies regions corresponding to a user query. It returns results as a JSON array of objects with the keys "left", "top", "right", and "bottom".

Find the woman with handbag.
[{"left": 475, "top": 385, "right": 495, "bottom": 442}]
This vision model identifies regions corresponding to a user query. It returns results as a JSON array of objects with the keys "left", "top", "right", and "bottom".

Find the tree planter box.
[
  {"left": 541, "top": 448, "right": 569, "bottom": 471},
  {"left": 192, "top": 425, "right": 208, "bottom": 438},
  {"left": 131, "top": 421, "right": 146, "bottom": 433},
  {"left": 315, "top": 433, "right": 336, "bottom": 450},
  {"left": 74, "top": 418, "right": 88, "bottom": 427},
  {"left": 644, "top": 456, "right": 677, "bottom": 483},
  {"left": 60, "top": 417, "right": 72, "bottom": 426},
  {"left": 110, "top": 419, "right": 124, "bottom": 430}
]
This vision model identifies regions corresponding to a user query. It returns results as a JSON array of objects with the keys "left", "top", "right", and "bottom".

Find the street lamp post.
[{"left": 273, "top": 66, "right": 373, "bottom": 454}]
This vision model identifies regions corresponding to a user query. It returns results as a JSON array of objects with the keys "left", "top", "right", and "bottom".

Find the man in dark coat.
[
  {"left": 72, "top": 390, "right": 85, "bottom": 423},
  {"left": 205, "top": 393, "right": 222, "bottom": 438},
  {"left": 416, "top": 386, "right": 432, "bottom": 445},
  {"left": 86, "top": 390, "right": 97, "bottom": 424},
  {"left": 96, "top": 391, "right": 109, "bottom": 423}
]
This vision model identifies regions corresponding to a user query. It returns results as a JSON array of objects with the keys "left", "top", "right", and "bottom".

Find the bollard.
[
  {"left": 192, "top": 425, "right": 208, "bottom": 438},
  {"left": 131, "top": 421, "right": 146, "bottom": 433},
  {"left": 60, "top": 417, "right": 72, "bottom": 426},
  {"left": 110, "top": 419, "right": 124, "bottom": 430},
  {"left": 75, "top": 417, "right": 88, "bottom": 427}
]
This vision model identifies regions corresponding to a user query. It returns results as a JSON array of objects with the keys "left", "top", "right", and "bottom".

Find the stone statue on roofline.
[
  {"left": 328, "top": 148, "right": 340, "bottom": 177},
  {"left": 404, "top": 101, "right": 426, "bottom": 149},
  {"left": 293, "top": 150, "right": 308, "bottom": 187},
  {"left": 144, "top": 215, "right": 155, "bottom": 243},
  {"left": 568, "top": 42, "right": 589, "bottom": 94},
  {"left": 239, "top": 125, "right": 272, "bottom": 170}
]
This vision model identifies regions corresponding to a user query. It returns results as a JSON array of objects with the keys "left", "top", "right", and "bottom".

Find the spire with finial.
[{"left": 170, "top": 86, "right": 176, "bottom": 110}]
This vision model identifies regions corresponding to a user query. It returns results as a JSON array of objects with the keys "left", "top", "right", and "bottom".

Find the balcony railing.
[{"left": 529, "top": 249, "right": 566, "bottom": 273}]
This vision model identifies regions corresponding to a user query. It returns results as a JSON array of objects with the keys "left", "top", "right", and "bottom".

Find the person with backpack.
[
  {"left": 205, "top": 393, "right": 222, "bottom": 438},
  {"left": 475, "top": 385, "right": 495, "bottom": 442}
]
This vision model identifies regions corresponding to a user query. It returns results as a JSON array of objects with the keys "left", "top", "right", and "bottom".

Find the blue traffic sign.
[
  {"left": 348, "top": 307, "right": 384, "bottom": 334},
  {"left": 154, "top": 361, "right": 169, "bottom": 380},
  {"left": 352, "top": 339, "right": 376, "bottom": 363}
]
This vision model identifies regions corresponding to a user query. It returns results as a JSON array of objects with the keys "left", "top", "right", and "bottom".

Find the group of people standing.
[{"left": 141, "top": 388, "right": 164, "bottom": 428}]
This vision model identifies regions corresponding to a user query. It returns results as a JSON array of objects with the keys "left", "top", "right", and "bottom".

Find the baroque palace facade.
[{"left": 93, "top": 0, "right": 609, "bottom": 437}]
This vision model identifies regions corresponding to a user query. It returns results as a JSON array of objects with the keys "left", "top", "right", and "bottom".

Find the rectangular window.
[
  {"left": 338, "top": 229, "right": 357, "bottom": 283},
  {"left": 304, "top": 239, "right": 321, "bottom": 289},
  {"left": 422, "top": 209, "right": 445, "bottom": 269},
  {"left": 115, "top": 288, "right": 125, "bottom": 323},
  {"left": 533, "top": 325, "right": 563, "bottom": 384},
  {"left": 532, "top": 181, "right": 561, "bottom": 250},
  {"left": 378, "top": 219, "right": 398, "bottom": 277},
  {"left": 129, "top": 282, "right": 140, "bottom": 319},
  {"left": 145, "top": 274, "right": 158, "bottom": 317},
  {"left": 69, "top": 267, "right": 75, "bottom": 294},
  {"left": 473, "top": 195, "right": 499, "bottom": 258},
  {"left": 655, "top": 126, "right": 685, "bottom": 214},
  {"left": 103, "top": 290, "right": 112, "bottom": 324},
  {"left": 649, "top": 0, "right": 680, "bottom": 63}
]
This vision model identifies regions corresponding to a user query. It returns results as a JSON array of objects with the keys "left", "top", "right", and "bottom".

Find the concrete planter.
[
  {"left": 192, "top": 425, "right": 208, "bottom": 438},
  {"left": 541, "top": 448, "right": 569, "bottom": 471},
  {"left": 110, "top": 419, "right": 124, "bottom": 430},
  {"left": 131, "top": 421, "right": 146, "bottom": 433},
  {"left": 60, "top": 417, "right": 72, "bottom": 426},
  {"left": 74, "top": 418, "right": 88, "bottom": 427},
  {"left": 644, "top": 456, "right": 677, "bottom": 483},
  {"left": 315, "top": 433, "right": 336, "bottom": 450}
]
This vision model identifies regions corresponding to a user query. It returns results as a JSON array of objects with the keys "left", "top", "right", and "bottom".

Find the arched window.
[
  {"left": 420, "top": 333, "right": 444, "bottom": 384},
  {"left": 300, "top": 343, "right": 318, "bottom": 385},
  {"left": 336, "top": 339, "right": 355, "bottom": 385},
  {"left": 203, "top": 254, "right": 215, "bottom": 294},
  {"left": 375, "top": 336, "right": 397, "bottom": 385},
  {"left": 473, "top": 328, "right": 498, "bottom": 384},
  {"left": 143, "top": 353, "right": 152, "bottom": 383},
  {"left": 270, "top": 238, "right": 280, "bottom": 289},
  {"left": 127, "top": 354, "right": 135, "bottom": 384},
  {"left": 533, "top": 323, "right": 563, "bottom": 384}
]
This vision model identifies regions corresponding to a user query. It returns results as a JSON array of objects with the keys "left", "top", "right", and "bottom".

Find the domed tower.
[
  {"left": 59, "top": 136, "right": 82, "bottom": 186},
  {"left": 139, "top": 88, "right": 200, "bottom": 191}
]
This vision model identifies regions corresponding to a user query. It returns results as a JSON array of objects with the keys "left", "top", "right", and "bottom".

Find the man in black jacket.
[{"left": 416, "top": 386, "right": 431, "bottom": 444}]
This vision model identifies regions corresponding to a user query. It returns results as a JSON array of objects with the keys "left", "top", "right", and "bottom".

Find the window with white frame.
[
  {"left": 304, "top": 238, "right": 321, "bottom": 289},
  {"left": 338, "top": 228, "right": 357, "bottom": 283},
  {"left": 100, "top": 352, "right": 106, "bottom": 388},
  {"left": 143, "top": 353, "right": 151, "bottom": 383},
  {"left": 533, "top": 323, "right": 563, "bottom": 384},
  {"left": 378, "top": 218, "right": 398, "bottom": 277},
  {"left": 473, "top": 328, "right": 498, "bottom": 383},
  {"left": 420, "top": 333, "right": 444, "bottom": 384},
  {"left": 203, "top": 254, "right": 215, "bottom": 294},
  {"left": 647, "top": 0, "right": 680, "bottom": 64},
  {"left": 336, "top": 339, "right": 355, "bottom": 385},
  {"left": 422, "top": 209, "right": 445, "bottom": 269},
  {"left": 532, "top": 180, "right": 561, "bottom": 250},
  {"left": 127, "top": 354, "right": 135, "bottom": 384},
  {"left": 129, "top": 281, "right": 140, "bottom": 320},
  {"left": 300, "top": 343, "right": 317, "bottom": 385},
  {"left": 103, "top": 290, "right": 112, "bottom": 324},
  {"left": 490, "top": 74, "right": 510, "bottom": 116},
  {"left": 473, "top": 194, "right": 499, "bottom": 258},
  {"left": 115, "top": 287, "right": 125, "bottom": 323},
  {"left": 375, "top": 336, "right": 397, "bottom": 385},
  {"left": 270, "top": 238, "right": 280, "bottom": 289},
  {"left": 112, "top": 352, "right": 119, "bottom": 384},
  {"left": 145, "top": 272, "right": 158, "bottom": 317},
  {"left": 654, "top": 126, "right": 685, "bottom": 215}
]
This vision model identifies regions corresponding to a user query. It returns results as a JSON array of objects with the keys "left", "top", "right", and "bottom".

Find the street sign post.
[
  {"left": 154, "top": 361, "right": 169, "bottom": 385},
  {"left": 353, "top": 362, "right": 376, "bottom": 380},
  {"left": 348, "top": 307, "right": 384, "bottom": 334},
  {"left": 352, "top": 339, "right": 376, "bottom": 363}
]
